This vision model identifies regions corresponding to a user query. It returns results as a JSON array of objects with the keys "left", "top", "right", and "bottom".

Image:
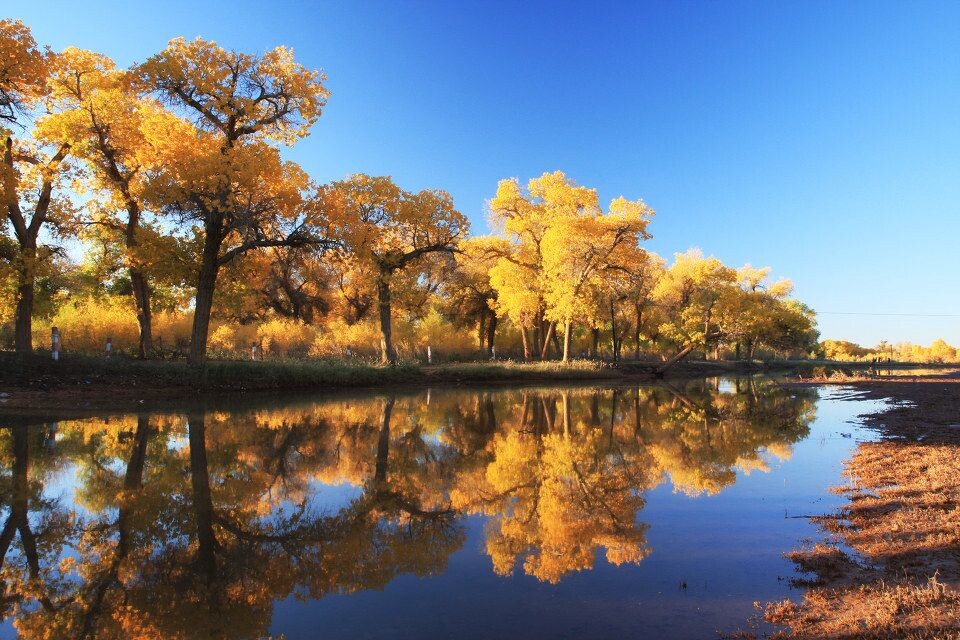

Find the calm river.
[{"left": 0, "top": 378, "right": 879, "bottom": 639}]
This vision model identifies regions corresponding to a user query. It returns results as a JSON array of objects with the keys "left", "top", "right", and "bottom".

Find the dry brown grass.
[{"left": 761, "top": 376, "right": 960, "bottom": 639}]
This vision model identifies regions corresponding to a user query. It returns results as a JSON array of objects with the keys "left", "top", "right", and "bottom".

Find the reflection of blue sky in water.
[{"left": 0, "top": 382, "right": 882, "bottom": 640}]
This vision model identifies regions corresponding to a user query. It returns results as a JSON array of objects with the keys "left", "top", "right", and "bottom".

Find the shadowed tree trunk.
[
  {"left": 5, "top": 137, "right": 71, "bottom": 354},
  {"left": 521, "top": 326, "right": 531, "bottom": 360},
  {"left": 485, "top": 312, "right": 497, "bottom": 357},
  {"left": 540, "top": 322, "right": 555, "bottom": 360},
  {"left": 609, "top": 298, "right": 619, "bottom": 363},
  {"left": 375, "top": 397, "right": 396, "bottom": 484},
  {"left": 13, "top": 245, "right": 35, "bottom": 354},
  {"left": 188, "top": 412, "right": 217, "bottom": 575},
  {"left": 189, "top": 213, "right": 225, "bottom": 365},
  {"left": 77, "top": 415, "right": 152, "bottom": 640},
  {"left": 377, "top": 275, "right": 395, "bottom": 364},
  {"left": 0, "top": 426, "right": 56, "bottom": 612},
  {"left": 634, "top": 303, "right": 643, "bottom": 360},
  {"left": 124, "top": 202, "right": 154, "bottom": 358}
]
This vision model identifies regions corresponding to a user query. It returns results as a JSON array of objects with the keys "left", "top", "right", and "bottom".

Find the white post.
[
  {"left": 251, "top": 342, "right": 258, "bottom": 361},
  {"left": 51, "top": 327, "right": 60, "bottom": 361},
  {"left": 427, "top": 345, "right": 432, "bottom": 364},
  {"left": 491, "top": 345, "right": 496, "bottom": 361},
  {"left": 106, "top": 336, "right": 112, "bottom": 357}
]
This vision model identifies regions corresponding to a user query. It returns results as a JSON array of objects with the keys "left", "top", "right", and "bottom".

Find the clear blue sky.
[{"left": 9, "top": 0, "right": 960, "bottom": 346}]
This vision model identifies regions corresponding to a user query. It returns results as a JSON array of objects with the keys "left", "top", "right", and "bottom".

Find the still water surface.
[{"left": 0, "top": 378, "right": 877, "bottom": 639}]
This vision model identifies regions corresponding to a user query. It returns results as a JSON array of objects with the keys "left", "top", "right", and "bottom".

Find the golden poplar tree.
[
  {"left": 136, "top": 37, "right": 331, "bottom": 362},
  {"left": 323, "top": 174, "right": 468, "bottom": 364}
]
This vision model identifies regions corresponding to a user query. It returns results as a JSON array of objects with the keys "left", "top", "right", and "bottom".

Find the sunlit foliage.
[{"left": 1, "top": 19, "right": 826, "bottom": 362}]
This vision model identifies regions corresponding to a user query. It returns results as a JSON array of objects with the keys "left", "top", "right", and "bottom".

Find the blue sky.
[{"left": 8, "top": 0, "right": 960, "bottom": 345}]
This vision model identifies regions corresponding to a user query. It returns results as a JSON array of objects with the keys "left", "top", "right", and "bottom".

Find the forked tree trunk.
[
  {"left": 540, "top": 322, "right": 555, "bottom": 360},
  {"left": 550, "top": 324, "right": 562, "bottom": 358},
  {"left": 6, "top": 137, "right": 69, "bottom": 355}
]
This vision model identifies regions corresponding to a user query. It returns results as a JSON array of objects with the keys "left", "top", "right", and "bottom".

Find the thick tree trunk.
[
  {"left": 478, "top": 313, "right": 486, "bottom": 351},
  {"left": 130, "top": 269, "right": 153, "bottom": 358},
  {"left": 13, "top": 245, "right": 36, "bottom": 354},
  {"left": 521, "top": 326, "right": 531, "bottom": 360},
  {"left": 562, "top": 319, "right": 573, "bottom": 362},
  {"left": 591, "top": 327, "right": 600, "bottom": 358},
  {"left": 485, "top": 312, "right": 497, "bottom": 357},
  {"left": 189, "top": 224, "right": 224, "bottom": 364},
  {"left": 377, "top": 275, "right": 395, "bottom": 365}
]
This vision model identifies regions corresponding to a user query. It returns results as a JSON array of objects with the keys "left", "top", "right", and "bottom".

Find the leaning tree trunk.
[
  {"left": 540, "top": 322, "right": 555, "bottom": 360},
  {"left": 13, "top": 244, "right": 36, "bottom": 354},
  {"left": 655, "top": 343, "right": 696, "bottom": 376},
  {"left": 377, "top": 274, "right": 396, "bottom": 365}
]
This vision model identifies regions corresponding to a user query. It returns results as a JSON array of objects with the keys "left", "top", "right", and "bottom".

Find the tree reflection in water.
[{"left": 0, "top": 379, "right": 815, "bottom": 638}]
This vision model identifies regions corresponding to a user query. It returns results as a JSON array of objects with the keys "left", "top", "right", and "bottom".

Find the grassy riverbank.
[
  {"left": 2, "top": 350, "right": 956, "bottom": 416},
  {"left": 758, "top": 373, "right": 960, "bottom": 639},
  {"left": 0, "top": 351, "right": 624, "bottom": 395}
]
